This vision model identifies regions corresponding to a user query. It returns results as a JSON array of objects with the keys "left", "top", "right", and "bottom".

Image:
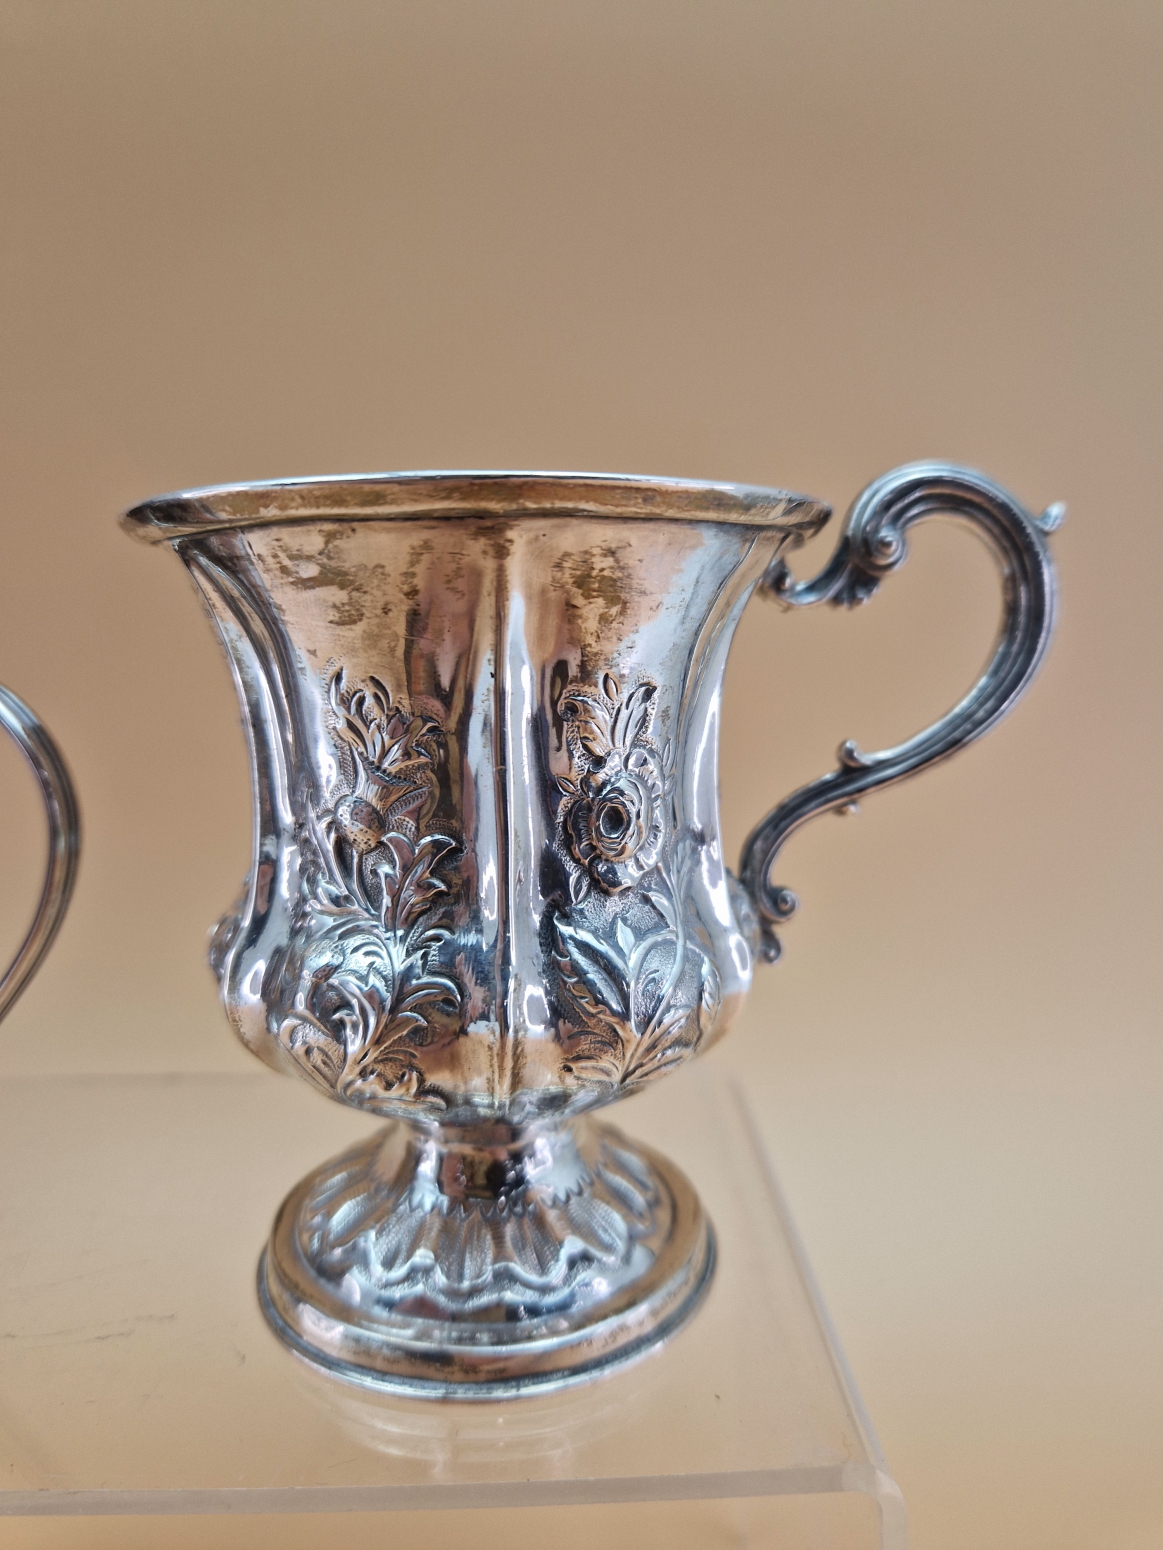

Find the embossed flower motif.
[
  {"left": 566, "top": 747, "right": 664, "bottom": 892},
  {"left": 328, "top": 670, "right": 441, "bottom": 855}
]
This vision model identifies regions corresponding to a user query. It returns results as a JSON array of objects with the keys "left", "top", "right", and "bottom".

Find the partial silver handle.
[
  {"left": 0, "top": 685, "right": 81, "bottom": 1023},
  {"left": 739, "top": 461, "right": 1062, "bottom": 962}
]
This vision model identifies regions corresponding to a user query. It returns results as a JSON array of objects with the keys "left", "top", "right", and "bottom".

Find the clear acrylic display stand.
[{"left": 0, "top": 1061, "right": 906, "bottom": 1548}]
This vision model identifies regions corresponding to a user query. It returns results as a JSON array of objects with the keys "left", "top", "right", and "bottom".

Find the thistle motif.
[
  {"left": 553, "top": 673, "right": 720, "bottom": 1094},
  {"left": 328, "top": 672, "right": 441, "bottom": 852},
  {"left": 275, "top": 670, "right": 461, "bottom": 1115}
]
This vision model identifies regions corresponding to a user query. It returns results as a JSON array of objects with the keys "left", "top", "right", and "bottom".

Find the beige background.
[{"left": 0, "top": 3, "right": 1159, "bottom": 1546}]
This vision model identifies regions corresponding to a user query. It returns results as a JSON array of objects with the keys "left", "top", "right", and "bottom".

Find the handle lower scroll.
[
  {"left": 739, "top": 461, "right": 1061, "bottom": 963},
  {"left": 0, "top": 686, "right": 81, "bottom": 1023}
]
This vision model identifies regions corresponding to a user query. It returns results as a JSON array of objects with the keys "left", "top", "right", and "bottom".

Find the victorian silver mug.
[{"left": 123, "top": 464, "right": 1058, "bottom": 1395}]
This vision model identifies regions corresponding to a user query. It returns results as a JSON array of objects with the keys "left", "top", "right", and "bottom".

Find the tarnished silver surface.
[
  {"left": 0, "top": 684, "right": 80, "bottom": 1026},
  {"left": 123, "top": 464, "right": 1058, "bottom": 1394}
]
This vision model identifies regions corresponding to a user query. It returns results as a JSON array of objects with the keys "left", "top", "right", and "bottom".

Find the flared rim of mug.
[{"left": 120, "top": 469, "right": 831, "bottom": 543}]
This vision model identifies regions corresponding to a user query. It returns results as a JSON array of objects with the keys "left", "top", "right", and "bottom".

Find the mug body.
[{"left": 153, "top": 474, "right": 825, "bottom": 1128}]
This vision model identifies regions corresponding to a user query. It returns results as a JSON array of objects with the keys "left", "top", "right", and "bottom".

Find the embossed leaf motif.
[
  {"left": 642, "top": 887, "right": 676, "bottom": 931},
  {"left": 298, "top": 1126, "right": 663, "bottom": 1318},
  {"left": 610, "top": 683, "right": 656, "bottom": 754},
  {"left": 560, "top": 677, "right": 658, "bottom": 768},
  {"left": 561, "top": 694, "right": 614, "bottom": 761},
  {"left": 554, "top": 918, "right": 631, "bottom": 1020},
  {"left": 276, "top": 670, "right": 461, "bottom": 1115},
  {"left": 374, "top": 833, "right": 458, "bottom": 932}
]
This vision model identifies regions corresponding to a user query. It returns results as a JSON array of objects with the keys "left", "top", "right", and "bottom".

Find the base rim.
[
  {"left": 257, "top": 1224, "right": 715, "bottom": 1399},
  {"left": 257, "top": 1124, "right": 716, "bottom": 1399}
]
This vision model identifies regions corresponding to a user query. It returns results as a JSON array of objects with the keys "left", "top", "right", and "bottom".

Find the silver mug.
[
  {"left": 0, "top": 686, "right": 80, "bottom": 1029},
  {"left": 124, "top": 463, "right": 1059, "bottom": 1395}
]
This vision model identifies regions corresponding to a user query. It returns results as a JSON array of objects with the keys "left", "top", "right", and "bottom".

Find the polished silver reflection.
[{"left": 122, "top": 465, "right": 1058, "bottom": 1396}]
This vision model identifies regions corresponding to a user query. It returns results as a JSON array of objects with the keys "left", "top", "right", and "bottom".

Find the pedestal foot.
[{"left": 259, "top": 1114, "right": 714, "bottom": 1397}]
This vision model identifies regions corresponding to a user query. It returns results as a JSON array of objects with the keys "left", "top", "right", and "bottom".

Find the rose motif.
[
  {"left": 565, "top": 748, "right": 665, "bottom": 892},
  {"left": 558, "top": 674, "right": 667, "bottom": 895}
]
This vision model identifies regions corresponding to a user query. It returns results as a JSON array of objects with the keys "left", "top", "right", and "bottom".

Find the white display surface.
[{"left": 0, "top": 1064, "right": 905, "bottom": 1547}]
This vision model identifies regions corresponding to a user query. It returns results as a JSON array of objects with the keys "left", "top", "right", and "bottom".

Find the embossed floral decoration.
[
  {"left": 275, "top": 670, "right": 461, "bottom": 1115},
  {"left": 553, "top": 673, "right": 720, "bottom": 1095},
  {"left": 558, "top": 674, "right": 665, "bottom": 898}
]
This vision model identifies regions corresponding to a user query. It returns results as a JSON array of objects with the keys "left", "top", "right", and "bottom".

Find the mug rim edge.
[{"left": 119, "top": 469, "right": 831, "bottom": 543}]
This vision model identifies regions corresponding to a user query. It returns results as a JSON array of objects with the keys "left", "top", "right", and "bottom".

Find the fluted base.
[{"left": 258, "top": 1113, "right": 714, "bottom": 1397}]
